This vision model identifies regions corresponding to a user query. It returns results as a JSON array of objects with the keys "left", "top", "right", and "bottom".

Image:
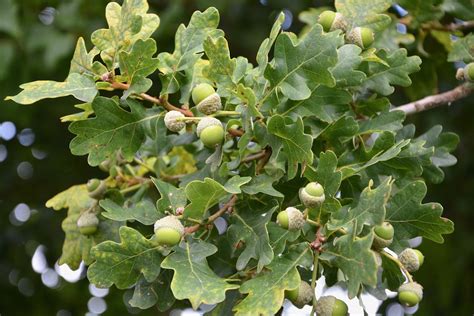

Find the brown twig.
[
  {"left": 110, "top": 81, "right": 194, "bottom": 117},
  {"left": 184, "top": 195, "right": 238, "bottom": 234},
  {"left": 228, "top": 128, "right": 245, "bottom": 137},
  {"left": 256, "top": 147, "right": 272, "bottom": 174},
  {"left": 422, "top": 20, "right": 474, "bottom": 32},
  {"left": 393, "top": 83, "right": 474, "bottom": 115},
  {"left": 240, "top": 150, "right": 267, "bottom": 164}
]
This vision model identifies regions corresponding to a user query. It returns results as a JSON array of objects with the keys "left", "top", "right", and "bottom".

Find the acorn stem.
[
  {"left": 175, "top": 117, "right": 202, "bottom": 122},
  {"left": 310, "top": 251, "right": 319, "bottom": 316},
  {"left": 212, "top": 110, "right": 241, "bottom": 116},
  {"left": 381, "top": 251, "right": 414, "bottom": 282}
]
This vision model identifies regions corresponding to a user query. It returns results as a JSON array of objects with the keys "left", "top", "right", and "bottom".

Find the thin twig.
[
  {"left": 309, "top": 251, "right": 320, "bottom": 316},
  {"left": 422, "top": 20, "right": 474, "bottom": 32},
  {"left": 393, "top": 83, "right": 473, "bottom": 115},
  {"left": 240, "top": 150, "right": 267, "bottom": 164},
  {"left": 110, "top": 81, "right": 194, "bottom": 117},
  {"left": 228, "top": 128, "right": 245, "bottom": 137},
  {"left": 256, "top": 147, "right": 272, "bottom": 174},
  {"left": 381, "top": 251, "right": 413, "bottom": 283},
  {"left": 185, "top": 195, "right": 238, "bottom": 234}
]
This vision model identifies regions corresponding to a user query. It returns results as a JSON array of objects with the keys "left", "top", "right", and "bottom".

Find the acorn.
[
  {"left": 315, "top": 295, "right": 348, "bottom": 316},
  {"left": 86, "top": 178, "right": 107, "bottom": 200},
  {"left": 154, "top": 215, "right": 185, "bottom": 246},
  {"left": 346, "top": 27, "right": 374, "bottom": 48},
  {"left": 399, "top": 248, "right": 424, "bottom": 272},
  {"left": 276, "top": 207, "right": 305, "bottom": 231},
  {"left": 286, "top": 281, "right": 314, "bottom": 308},
  {"left": 77, "top": 212, "right": 99, "bottom": 235},
  {"left": 164, "top": 110, "right": 186, "bottom": 133},
  {"left": 299, "top": 182, "right": 325, "bottom": 208},
  {"left": 196, "top": 117, "right": 225, "bottom": 148},
  {"left": 372, "top": 221, "right": 394, "bottom": 250},
  {"left": 192, "top": 83, "right": 222, "bottom": 115},
  {"left": 318, "top": 10, "right": 348, "bottom": 32},
  {"left": 464, "top": 62, "right": 474, "bottom": 82},
  {"left": 398, "top": 282, "right": 423, "bottom": 307}
]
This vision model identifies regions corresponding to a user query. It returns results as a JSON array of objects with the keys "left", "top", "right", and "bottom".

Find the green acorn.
[
  {"left": 346, "top": 27, "right": 374, "bottom": 48},
  {"left": 164, "top": 110, "right": 186, "bottom": 133},
  {"left": 299, "top": 182, "right": 325, "bottom": 208},
  {"left": 464, "top": 62, "right": 474, "bottom": 82},
  {"left": 77, "top": 212, "right": 99, "bottom": 235},
  {"left": 154, "top": 215, "right": 185, "bottom": 246},
  {"left": 399, "top": 248, "right": 424, "bottom": 272},
  {"left": 318, "top": 10, "right": 348, "bottom": 32},
  {"left": 286, "top": 281, "right": 314, "bottom": 308},
  {"left": 398, "top": 282, "right": 423, "bottom": 307},
  {"left": 315, "top": 295, "right": 348, "bottom": 316},
  {"left": 276, "top": 207, "right": 305, "bottom": 231},
  {"left": 192, "top": 83, "right": 222, "bottom": 115},
  {"left": 196, "top": 117, "right": 225, "bottom": 148},
  {"left": 87, "top": 179, "right": 106, "bottom": 200},
  {"left": 372, "top": 221, "right": 394, "bottom": 249}
]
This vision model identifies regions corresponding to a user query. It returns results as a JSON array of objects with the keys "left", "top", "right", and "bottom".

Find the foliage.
[{"left": 6, "top": 0, "right": 473, "bottom": 314}]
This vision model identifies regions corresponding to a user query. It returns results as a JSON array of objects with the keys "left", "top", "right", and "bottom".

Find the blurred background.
[{"left": 0, "top": 0, "right": 472, "bottom": 315}]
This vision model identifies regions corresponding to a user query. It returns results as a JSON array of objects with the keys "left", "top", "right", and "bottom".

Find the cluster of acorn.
[
  {"left": 372, "top": 221, "right": 425, "bottom": 307},
  {"left": 76, "top": 178, "right": 107, "bottom": 236},
  {"left": 164, "top": 83, "right": 225, "bottom": 148},
  {"left": 319, "top": 10, "right": 375, "bottom": 49}
]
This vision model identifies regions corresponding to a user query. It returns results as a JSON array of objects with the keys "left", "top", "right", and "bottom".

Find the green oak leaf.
[
  {"left": 157, "top": 8, "right": 223, "bottom": 98},
  {"left": 203, "top": 36, "right": 236, "bottom": 90},
  {"left": 278, "top": 85, "right": 352, "bottom": 123},
  {"left": 321, "top": 234, "right": 378, "bottom": 298},
  {"left": 119, "top": 38, "right": 159, "bottom": 98},
  {"left": 129, "top": 272, "right": 175, "bottom": 311},
  {"left": 60, "top": 103, "right": 94, "bottom": 123},
  {"left": 362, "top": 48, "right": 421, "bottom": 96},
  {"left": 398, "top": 0, "right": 444, "bottom": 27},
  {"left": 442, "top": 0, "right": 474, "bottom": 20},
  {"left": 256, "top": 12, "right": 285, "bottom": 72},
  {"left": 69, "top": 97, "right": 153, "bottom": 166},
  {"left": 307, "top": 150, "right": 342, "bottom": 197},
  {"left": 6, "top": 73, "right": 97, "bottom": 104},
  {"left": 267, "top": 115, "right": 313, "bottom": 179},
  {"left": 46, "top": 185, "right": 121, "bottom": 269},
  {"left": 241, "top": 174, "right": 284, "bottom": 198},
  {"left": 263, "top": 24, "right": 343, "bottom": 104},
  {"left": 268, "top": 222, "right": 300, "bottom": 255},
  {"left": 332, "top": 44, "right": 366, "bottom": 87},
  {"left": 335, "top": 0, "right": 393, "bottom": 31},
  {"left": 448, "top": 34, "right": 474, "bottom": 63},
  {"left": 183, "top": 178, "right": 229, "bottom": 221},
  {"left": 161, "top": 239, "right": 239, "bottom": 309},
  {"left": 319, "top": 116, "right": 359, "bottom": 151},
  {"left": 91, "top": 0, "right": 159, "bottom": 68},
  {"left": 386, "top": 181, "right": 454, "bottom": 251},
  {"left": 100, "top": 199, "right": 160, "bottom": 225},
  {"left": 358, "top": 110, "right": 405, "bottom": 135},
  {"left": 234, "top": 243, "right": 311, "bottom": 315},
  {"left": 227, "top": 197, "right": 278, "bottom": 272},
  {"left": 224, "top": 176, "right": 252, "bottom": 194},
  {"left": 69, "top": 37, "right": 102, "bottom": 77},
  {"left": 88, "top": 226, "right": 162, "bottom": 289},
  {"left": 328, "top": 177, "right": 392, "bottom": 235},
  {"left": 151, "top": 178, "right": 187, "bottom": 214},
  {"left": 381, "top": 253, "right": 404, "bottom": 290}
]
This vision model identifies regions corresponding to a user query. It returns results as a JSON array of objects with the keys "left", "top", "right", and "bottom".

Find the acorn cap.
[
  {"left": 372, "top": 234, "right": 393, "bottom": 250},
  {"left": 196, "top": 92, "right": 222, "bottom": 115},
  {"left": 154, "top": 215, "right": 185, "bottom": 236},
  {"left": 299, "top": 186, "right": 325, "bottom": 209},
  {"left": 315, "top": 295, "right": 348, "bottom": 316},
  {"left": 77, "top": 212, "right": 99, "bottom": 235},
  {"left": 87, "top": 180, "right": 106, "bottom": 200},
  {"left": 290, "top": 281, "right": 314, "bottom": 308},
  {"left": 285, "top": 207, "right": 305, "bottom": 231},
  {"left": 398, "top": 282, "right": 423, "bottom": 306},
  {"left": 464, "top": 63, "right": 474, "bottom": 82},
  {"left": 399, "top": 248, "right": 424, "bottom": 272},
  {"left": 196, "top": 117, "right": 223, "bottom": 137},
  {"left": 331, "top": 13, "right": 348, "bottom": 32},
  {"left": 164, "top": 110, "right": 186, "bottom": 133}
]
